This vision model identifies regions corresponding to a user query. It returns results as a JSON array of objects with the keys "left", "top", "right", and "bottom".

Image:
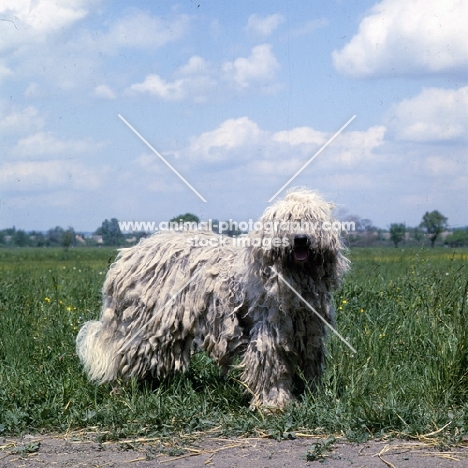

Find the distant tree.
[
  {"left": 420, "top": 210, "right": 448, "bottom": 248},
  {"left": 46, "top": 226, "right": 64, "bottom": 246},
  {"left": 13, "top": 230, "right": 29, "bottom": 247},
  {"left": 169, "top": 213, "right": 200, "bottom": 230},
  {"left": 411, "top": 226, "right": 424, "bottom": 243},
  {"left": 29, "top": 230, "right": 46, "bottom": 247},
  {"left": 389, "top": 223, "right": 406, "bottom": 248},
  {"left": 361, "top": 219, "right": 375, "bottom": 232},
  {"left": 169, "top": 213, "right": 200, "bottom": 224},
  {"left": 445, "top": 228, "right": 468, "bottom": 247},
  {"left": 61, "top": 227, "right": 75, "bottom": 250},
  {"left": 101, "top": 218, "right": 125, "bottom": 246}
]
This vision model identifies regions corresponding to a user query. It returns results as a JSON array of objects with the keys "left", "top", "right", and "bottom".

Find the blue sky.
[{"left": 1, "top": 0, "right": 467, "bottom": 232}]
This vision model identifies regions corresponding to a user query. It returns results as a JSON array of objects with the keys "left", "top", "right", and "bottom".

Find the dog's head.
[{"left": 247, "top": 188, "right": 350, "bottom": 288}]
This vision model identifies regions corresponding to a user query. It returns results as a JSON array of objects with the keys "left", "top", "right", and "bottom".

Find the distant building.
[{"left": 91, "top": 235, "right": 103, "bottom": 244}]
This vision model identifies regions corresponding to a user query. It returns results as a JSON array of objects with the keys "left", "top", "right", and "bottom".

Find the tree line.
[
  {"left": 389, "top": 210, "right": 453, "bottom": 248},
  {"left": 1, "top": 210, "right": 467, "bottom": 248},
  {"left": 351, "top": 210, "right": 468, "bottom": 248}
]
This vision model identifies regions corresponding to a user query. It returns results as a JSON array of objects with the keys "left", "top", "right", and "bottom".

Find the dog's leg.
[
  {"left": 240, "top": 318, "right": 296, "bottom": 409},
  {"left": 299, "top": 302, "right": 333, "bottom": 391},
  {"left": 301, "top": 333, "right": 326, "bottom": 391}
]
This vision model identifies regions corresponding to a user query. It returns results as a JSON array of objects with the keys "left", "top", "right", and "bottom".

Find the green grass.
[{"left": 1, "top": 247, "right": 468, "bottom": 442}]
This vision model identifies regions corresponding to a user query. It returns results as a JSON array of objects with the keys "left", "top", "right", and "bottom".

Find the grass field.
[{"left": 1, "top": 247, "right": 468, "bottom": 442}]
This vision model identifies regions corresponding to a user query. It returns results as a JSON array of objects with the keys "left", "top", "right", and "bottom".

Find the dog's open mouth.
[{"left": 293, "top": 234, "right": 310, "bottom": 262}]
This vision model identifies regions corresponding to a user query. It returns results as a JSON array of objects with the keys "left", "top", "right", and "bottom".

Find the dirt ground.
[{"left": 1, "top": 433, "right": 468, "bottom": 468}]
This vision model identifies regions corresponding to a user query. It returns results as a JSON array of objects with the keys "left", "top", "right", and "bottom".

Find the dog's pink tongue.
[{"left": 293, "top": 248, "right": 308, "bottom": 262}]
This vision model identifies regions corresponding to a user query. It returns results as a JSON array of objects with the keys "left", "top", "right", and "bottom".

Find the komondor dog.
[{"left": 76, "top": 188, "right": 349, "bottom": 409}]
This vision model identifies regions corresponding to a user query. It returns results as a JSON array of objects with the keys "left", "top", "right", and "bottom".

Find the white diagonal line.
[
  {"left": 272, "top": 267, "right": 357, "bottom": 354},
  {"left": 268, "top": 115, "right": 356, "bottom": 202},
  {"left": 118, "top": 114, "right": 207, "bottom": 203},
  {"left": 117, "top": 267, "right": 205, "bottom": 355}
]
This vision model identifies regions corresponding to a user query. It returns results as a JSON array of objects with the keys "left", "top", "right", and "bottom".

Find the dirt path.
[{"left": 1, "top": 433, "right": 468, "bottom": 467}]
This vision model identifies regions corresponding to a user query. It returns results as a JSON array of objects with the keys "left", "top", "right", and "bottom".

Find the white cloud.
[
  {"left": 0, "top": 0, "right": 93, "bottom": 52},
  {"left": 97, "top": 11, "right": 189, "bottom": 54},
  {"left": 14, "top": 36, "right": 103, "bottom": 91},
  {"left": 245, "top": 14, "right": 284, "bottom": 36},
  {"left": 332, "top": 0, "right": 468, "bottom": 77},
  {"left": 273, "top": 127, "right": 327, "bottom": 146},
  {"left": 93, "top": 84, "right": 116, "bottom": 100},
  {"left": 129, "top": 45, "right": 281, "bottom": 101},
  {"left": 13, "top": 131, "right": 104, "bottom": 158},
  {"left": 178, "top": 56, "right": 210, "bottom": 75},
  {"left": 128, "top": 55, "right": 216, "bottom": 102},
  {"left": 178, "top": 117, "right": 385, "bottom": 172},
  {"left": 222, "top": 44, "right": 280, "bottom": 89},
  {"left": 0, "top": 62, "right": 13, "bottom": 81},
  {"left": 271, "top": 125, "right": 386, "bottom": 167},
  {"left": 0, "top": 160, "right": 100, "bottom": 191},
  {"left": 188, "top": 117, "right": 265, "bottom": 162},
  {"left": 1, "top": 7, "right": 187, "bottom": 92},
  {"left": 2, "top": 7, "right": 187, "bottom": 56},
  {"left": 0, "top": 106, "right": 44, "bottom": 135},
  {"left": 387, "top": 86, "right": 468, "bottom": 141},
  {"left": 329, "top": 126, "right": 387, "bottom": 166},
  {"left": 129, "top": 74, "right": 186, "bottom": 101}
]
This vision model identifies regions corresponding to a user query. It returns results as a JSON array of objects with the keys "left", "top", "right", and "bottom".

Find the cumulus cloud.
[
  {"left": 188, "top": 117, "right": 265, "bottom": 162},
  {"left": 127, "top": 55, "right": 216, "bottom": 102},
  {"left": 271, "top": 125, "right": 386, "bottom": 168},
  {"left": 222, "top": 44, "right": 280, "bottom": 89},
  {"left": 245, "top": 14, "right": 284, "bottom": 36},
  {"left": 97, "top": 11, "right": 189, "bottom": 54},
  {"left": 128, "top": 46, "right": 280, "bottom": 101},
  {"left": 0, "top": 0, "right": 93, "bottom": 52},
  {"left": 1, "top": 6, "right": 188, "bottom": 92},
  {"left": 13, "top": 132, "right": 105, "bottom": 158},
  {"left": 0, "top": 106, "right": 44, "bottom": 135},
  {"left": 178, "top": 56, "right": 210, "bottom": 75},
  {"left": 332, "top": 0, "right": 468, "bottom": 77},
  {"left": 328, "top": 126, "right": 387, "bottom": 166},
  {"left": 129, "top": 75, "right": 187, "bottom": 101},
  {"left": 386, "top": 86, "right": 468, "bottom": 141},
  {"left": 0, "top": 62, "right": 13, "bottom": 81},
  {"left": 93, "top": 84, "right": 116, "bottom": 100},
  {"left": 178, "top": 117, "right": 384, "bottom": 172},
  {"left": 0, "top": 160, "right": 101, "bottom": 191},
  {"left": 273, "top": 127, "right": 328, "bottom": 146}
]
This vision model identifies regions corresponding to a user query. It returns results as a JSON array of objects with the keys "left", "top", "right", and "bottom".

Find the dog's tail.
[{"left": 76, "top": 320, "right": 119, "bottom": 383}]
